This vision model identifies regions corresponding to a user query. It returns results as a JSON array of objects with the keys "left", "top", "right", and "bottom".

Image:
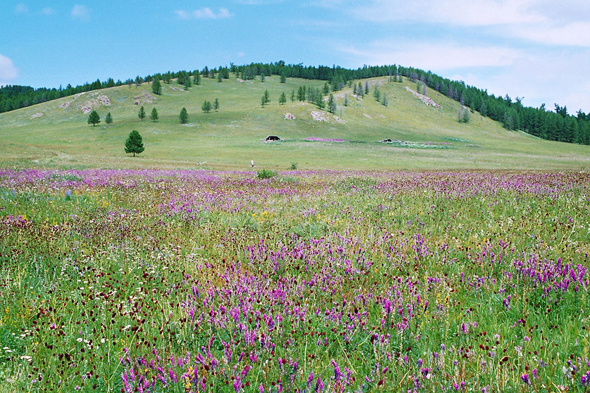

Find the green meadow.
[{"left": 1, "top": 75, "right": 589, "bottom": 171}]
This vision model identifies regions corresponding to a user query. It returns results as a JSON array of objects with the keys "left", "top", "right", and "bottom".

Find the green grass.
[
  {"left": 1, "top": 171, "right": 589, "bottom": 391},
  {"left": 1, "top": 75, "right": 590, "bottom": 170}
]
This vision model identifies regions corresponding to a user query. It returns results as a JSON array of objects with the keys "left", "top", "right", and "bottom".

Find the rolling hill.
[{"left": 1, "top": 74, "right": 589, "bottom": 171}]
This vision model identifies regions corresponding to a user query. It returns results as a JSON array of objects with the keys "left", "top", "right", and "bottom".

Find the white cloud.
[
  {"left": 71, "top": 5, "right": 89, "bottom": 21},
  {"left": 175, "top": 7, "right": 233, "bottom": 20},
  {"left": 445, "top": 50, "right": 590, "bottom": 112},
  {"left": 15, "top": 3, "right": 29, "bottom": 13},
  {"left": 0, "top": 54, "right": 18, "bottom": 86},
  {"left": 509, "top": 22, "right": 590, "bottom": 47},
  {"left": 340, "top": 41, "right": 521, "bottom": 70},
  {"left": 40, "top": 7, "right": 56, "bottom": 16},
  {"left": 354, "top": 0, "right": 544, "bottom": 26}
]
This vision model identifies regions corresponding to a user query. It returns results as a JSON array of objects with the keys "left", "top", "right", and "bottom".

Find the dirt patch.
[
  {"left": 78, "top": 94, "right": 111, "bottom": 114},
  {"left": 98, "top": 95, "right": 111, "bottom": 106},
  {"left": 133, "top": 93, "right": 158, "bottom": 105},
  {"left": 333, "top": 116, "right": 345, "bottom": 124},
  {"left": 59, "top": 102, "right": 70, "bottom": 109},
  {"left": 363, "top": 113, "right": 372, "bottom": 119},
  {"left": 311, "top": 111, "right": 329, "bottom": 122},
  {"left": 30, "top": 113, "right": 44, "bottom": 119},
  {"left": 169, "top": 86, "right": 186, "bottom": 92},
  {"left": 405, "top": 87, "right": 442, "bottom": 109},
  {"left": 284, "top": 113, "right": 296, "bottom": 120}
]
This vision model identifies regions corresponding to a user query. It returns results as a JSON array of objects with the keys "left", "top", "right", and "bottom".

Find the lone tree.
[
  {"left": 202, "top": 101, "right": 212, "bottom": 113},
  {"left": 279, "top": 92, "right": 287, "bottom": 105},
  {"left": 150, "top": 107, "right": 159, "bottom": 122},
  {"left": 125, "top": 130, "right": 144, "bottom": 157},
  {"left": 327, "top": 94, "right": 336, "bottom": 114},
  {"left": 194, "top": 71, "right": 201, "bottom": 85},
  {"left": 179, "top": 107, "right": 189, "bottom": 123},
  {"left": 105, "top": 112, "right": 113, "bottom": 125},
  {"left": 87, "top": 110, "right": 100, "bottom": 127},
  {"left": 138, "top": 106, "right": 146, "bottom": 121},
  {"left": 213, "top": 98, "right": 219, "bottom": 112},
  {"left": 152, "top": 77, "right": 162, "bottom": 95}
]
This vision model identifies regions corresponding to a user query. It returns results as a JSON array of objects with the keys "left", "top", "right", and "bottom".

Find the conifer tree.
[
  {"left": 150, "top": 108, "right": 159, "bottom": 122},
  {"left": 125, "top": 130, "right": 144, "bottom": 157},
  {"left": 105, "top": 112, "right": 113, "bottom": 125},
  {"left": 202, "top": 101, "right": 212, "bottom": 113},
  {"left": 280, "top": 72, "right": 287, "bottom": 83},
  {"left": 382, "top": 94, "right": 388, "bottom": 107},
  {"left": 327, "top": 94, "right": 336, "bottom": 114},
  {"left": 152, "top": 77, "right": 162, "bottom": 95},
  {"left": 261, "top": 90, "right": 270, "bottom": 107},
  {"left": 291, "top": 90, "right": 295, "bottom": 102},
  {"left": 88, "top": 110, "right": 100, "bottom": 127},
  {"left": 260, "top": 73, "right": 265, "bottom": 82},
  {"left": 214, "top": 98, "right": 219, "bottom": 111},
  {"left": 364, "top": 81, "right": 369, "bottom": 95},
  {"left": 344, "top": 94, "right": 349, "bottom": 107},
  {"left": 179, "top": 107, "right": 189, "bottom": 123},
  {"left": 279, "top": 92, "right": 287, "bottom": 105},
  {"left": 138, "top": 106, "right": 146, "bottom": 121},
  {"left": 194, "top": 71, "right": 201, "bottom": 86},
  {"left": 315, "top": 95, "right": 325, "bottom": 110}
]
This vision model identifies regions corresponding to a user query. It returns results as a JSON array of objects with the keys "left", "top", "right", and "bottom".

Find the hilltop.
[{"left": 1, "top": 73, "right": 589, "bottom": 171}]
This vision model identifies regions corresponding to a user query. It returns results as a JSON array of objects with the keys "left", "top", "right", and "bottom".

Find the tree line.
[{"left": 2, "top": 61, "right": 589, "bottom": 145}]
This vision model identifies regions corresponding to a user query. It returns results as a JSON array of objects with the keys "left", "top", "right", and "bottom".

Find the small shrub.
[
  {"left": 289, "top": 162, "right": 298, "bottom": 170},
  {"left": 257, "top": 169, "right": 277, "bottom": 179}
]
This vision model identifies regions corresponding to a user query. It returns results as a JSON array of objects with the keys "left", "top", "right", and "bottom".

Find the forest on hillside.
[{"left": 1, "top": 61, "right": 589, "bottom": 145}]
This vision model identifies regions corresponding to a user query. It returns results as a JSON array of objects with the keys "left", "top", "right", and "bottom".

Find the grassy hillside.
[{"left": 1, "top": 75, "right": 589, "bottom": 171}]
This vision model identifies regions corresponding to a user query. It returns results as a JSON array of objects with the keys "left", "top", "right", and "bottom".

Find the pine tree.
[
  {"left": 279, "top": 92, "right": 287, "bottom": 105},
  {"left": 150, "top": 108, "right": 159, "bottom": 122},
  {"left": 344, "top": 94, "right": 349, "bottom": 107},
  {"left": 280, "top": 72, "right": 287, "bottom": 83},
  {"left": 297, "top": 86, "right": 305, "bottom": 102},
  {"left": 125, "top": 130, "right": 144, "bottom": 157},
  {"left": 480, "top": 100, "right": 487, "bottom": 117},
  {"left": 364, "top": 81, "right": 369, "bottom": 95},
  {"left": 218, "top": 73, "right": 223, "bottom": 83},
  {"left": 105, "top": 112, "right": 113, "bottom": 125},
  {"left": 263, "top": 90, "right": 270, "bottom": 104},
  {"left": 315, "top": 95, "right": 325, "bottom": 110},
  {"left": 87, "top": 110, "right": 100, "bottom": 127},
  {"left": 194, "top": 71, "right": 201, "bottom": 86},
  {"left": 327, "top": 94, "right": 336, "bottom": 114},
  {"left": 382, "top": 94, "right": 388, "bottom": 107},
  {"left": 260, "top": 73, "right": 265, "bottom": 82},
  {"left": 291, "top": 90, "right": 295, "bottom": 102},
  {"left": 152, "top": 77, "right": 162, "bottom": 95},
  {"left": 373, "top": 86, "right": 381, "bottom": 102},
  {"left": 214, "top": 98, "right": 219, "bottom": 111},
  {"left": 138, "top": 106, "right": 146, "bottom": 121},
  {"left": 202, "top": 101, "right": 211, "bottom": 113},
  {"left": 179, "top": 107, "right": 189, "bottom": 123}
]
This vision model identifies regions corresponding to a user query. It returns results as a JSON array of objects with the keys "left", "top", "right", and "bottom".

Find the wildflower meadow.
[{"left": 0, "top": 169, "right": 589, "bottom": 392}]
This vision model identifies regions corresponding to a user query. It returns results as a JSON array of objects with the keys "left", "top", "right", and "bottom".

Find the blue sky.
[{"left": 2, "top": 0, "right": 590, "bottom": 113}]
